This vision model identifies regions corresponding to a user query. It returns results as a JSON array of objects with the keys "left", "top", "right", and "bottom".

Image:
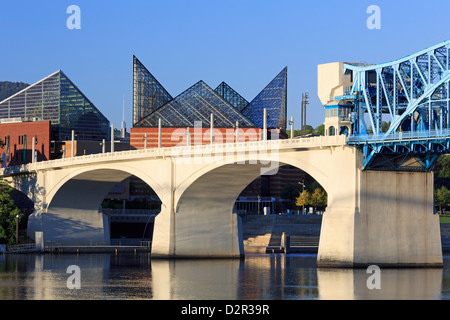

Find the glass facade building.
[
  {"left": 214, "top": 82, "right": 249, "bottom": 112},
  {"left": 0, "top": 70, "right": 110, "bottom": 142},
  {"left": 133, "top": 56, "right": 172, "bottom": 126},
  {"left": 133, "top": 56, "right": 287, "bottom": 131},
  {"left": 136, "top": 80, "right": 254, "bottom": 128},
  {"left": 241, "top": 67, "right": 288, "bottom": 131}
]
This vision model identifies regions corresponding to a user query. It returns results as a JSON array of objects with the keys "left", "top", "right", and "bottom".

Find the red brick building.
[
  {"left": 130, "top": 127, "right": 263, "bottom": 149},
  {"left": 0, "top": 120, "right": 51, "bottom": 167}
]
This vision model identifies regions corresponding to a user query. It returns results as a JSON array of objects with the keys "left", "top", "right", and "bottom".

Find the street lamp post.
[
  {"left": 298, "top": 181, "right": 305, "bottom": 215},
  {"left": 263, "top": 109, "right": 267, "bottom": 141},
  {"left": 158, "top": 118, "right": 162, "bottom": 148},
  {"left": 257, "top": 195, "right": 261, "bottom": 215},
  {"left": 101, "top": 139, "right": 105, "bottom": 153},
  {"left": 15, "top": 214, "right": 19, "bottom": 244},
  {"left": 288, "top": 116, "right": 294, "bottom": 139},
  {"left": 71, "top": 130, "right": 75, "bottom": 157},
  {"left": 185, "top": 127, "right": 191, "bottom": 146},
  {"left": 111, "top": 125, "right": 115, "bottom": 153},
  {"left": 142, "top": 133, "right": 148, "bottom": 149}
]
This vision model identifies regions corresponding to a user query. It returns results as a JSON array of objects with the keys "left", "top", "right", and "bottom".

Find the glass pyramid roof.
[
  {"left": 241, "top": 67, "right": 287, "bottom": 131},
  {"left": 214, "top": 82, "right": 249, "bottom": 112},
  {"left": 135, "top": 80, "right": 255, "bottom": 128},
  {"left": 133, "top": 56, "right": 172, "bottom": 125},
  {"left": 58, "top": 71, "right": 110, "bottom": 141},
  {"left": 132, "top": 58, "right": 288, "bottom": 131},
  {"left": 0, "top": 70, "right": 109, "bottom": 141}
]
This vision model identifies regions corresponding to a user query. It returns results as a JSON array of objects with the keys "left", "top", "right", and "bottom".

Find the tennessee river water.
[{"left": 1, "top": 252, "right": 450, "bottom": 300}]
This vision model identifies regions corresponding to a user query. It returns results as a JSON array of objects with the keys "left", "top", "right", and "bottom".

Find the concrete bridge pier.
[
  {"left": 317, "top": 169, "right": 443, "bottom": 268},
  {"left": 151, "top": 163, "right": 261, "bottom": 259},
  {"left": 151, "top": 208, "right": 243, "bottom": 259}
]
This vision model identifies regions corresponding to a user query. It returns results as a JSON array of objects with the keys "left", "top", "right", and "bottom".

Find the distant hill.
[{"left": 0, "top": 81, "right": 30, "bottom": 101}]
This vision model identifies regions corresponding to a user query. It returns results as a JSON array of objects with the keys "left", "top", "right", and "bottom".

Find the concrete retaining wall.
[
  {"left": 242, "top": 214, "right": 450, "bottom": 253},
  {"left": 241, "top": 214, "right": 322, "bottom": 252}
]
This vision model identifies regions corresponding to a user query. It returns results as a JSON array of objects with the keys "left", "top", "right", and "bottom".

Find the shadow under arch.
[
  {"left": 44, "top": 164, "right": 166, "bottom": 208},
  {"left": 38, "top": 166, "right": 166, "bottom": 246},
  {"left": 175, "top": 153, "right": 330, "bottom": 202},
  {"left": 176, "top": 158, "right": 329, "bottom": 224}
]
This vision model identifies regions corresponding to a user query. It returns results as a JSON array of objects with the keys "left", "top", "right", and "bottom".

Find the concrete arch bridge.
[{"left": 2, "top": 135, "right": 442, "bottom": 267}]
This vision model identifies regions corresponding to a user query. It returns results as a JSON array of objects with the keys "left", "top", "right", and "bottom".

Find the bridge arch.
[
  {"left": 174, "top": 150, "right": 330, "bottom": 201},
  {"left": 175, "top": 158, "right": 328, "bottom": 231},
  {"left": 44, "top": 164, "right": 165, "bottom": 207},
  {"left": 36, "top": 164, "right": 168, "bottom": 245}
]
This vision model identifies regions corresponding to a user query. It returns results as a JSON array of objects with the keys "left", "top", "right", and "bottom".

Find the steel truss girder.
[
  {"left": 345, "top": 40, "right": 450, "bottom": 137},
  {"left": 345, "top": 41, "right": 450, "bottom": 171},
  {"left": 357, "top": 145, "right": 441, "bottom": 171},
  {"left": 355, "top": 138, "right": 447, "bottom": 171}
]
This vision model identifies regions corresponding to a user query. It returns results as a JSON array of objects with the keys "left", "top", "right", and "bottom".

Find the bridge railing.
[
  {"left": 1, "top": 135, "right": 348, "bottom": 175},
  {"left": 348, "top": 129, "right": 450, "bottom": 145},
  {"left": 102, "top": 208, "right": 160, "bottom": 215},
  {"left": 6, "top": 243, "right": 37, "bottom": 253}
]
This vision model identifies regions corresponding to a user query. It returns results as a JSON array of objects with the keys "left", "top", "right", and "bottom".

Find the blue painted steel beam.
[{"left": 342, "top": 40, "right": 450, "bottom": 171}]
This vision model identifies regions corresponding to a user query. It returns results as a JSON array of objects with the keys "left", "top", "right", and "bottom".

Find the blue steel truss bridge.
[{"left": 327, "top": 40, "right": 450, "bottom": 171}]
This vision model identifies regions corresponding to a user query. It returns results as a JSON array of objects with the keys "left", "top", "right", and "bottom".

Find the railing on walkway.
[
  {"left": 348, "top": 129, "right": 450, "bottom": 145},
  {"left": 6, "top": 243, "right": 37, "bottom": 253},
  {"left": 110, "top": 239, "right": 151, "bottom": 246},
  {"left": 1, "top": 135, "right": 348, "bottom": 175},
  {"left": 44, "top": 239, "right": 151, "bottom": 248},
  {"left": 102, "top": 208, "right": 160, "bottom": 215}
]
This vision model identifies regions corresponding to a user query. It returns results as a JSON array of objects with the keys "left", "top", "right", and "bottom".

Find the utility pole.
[{"left": 301, "top": 91, "right": 309, "bottom": 136}]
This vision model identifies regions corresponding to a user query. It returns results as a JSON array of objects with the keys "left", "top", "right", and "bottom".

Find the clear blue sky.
[{"left": 1, "top": 0, "right": 450, "bottom": 130}]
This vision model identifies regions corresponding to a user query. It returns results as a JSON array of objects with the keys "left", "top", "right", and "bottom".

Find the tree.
[
  {"left": 281, "top": 183, "right": 302, "bottom": 210},
  {"left": 435, "top": 186, "right": 450, "bottom": 213},
  {"left": 296, "top": 189, "right": 311, "bottom": 214},
  {"left": 310, "top": 188, "right": 327, "bottom": 212},
  {"left": 0, "top": 81, "right": 29, "bottom": 101},
  {"left": 286, "top": 124, "right": 325, "bottom": 138},
  {"left": 0, "top": 178, "right": 21, "bottom": 245},
  {"left": 315, "top": 124, "right": 325, "bottom": 136},
  {"left": 0, "top": 137, "right": 22, "bottom": 245},
  {"left": 435, "top": 155, "right": 450, "bottom": 179}
]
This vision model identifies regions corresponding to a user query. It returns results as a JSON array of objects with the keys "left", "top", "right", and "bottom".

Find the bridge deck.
[{"left": 1, "top": 135, "right": 347, "bottom": 175}]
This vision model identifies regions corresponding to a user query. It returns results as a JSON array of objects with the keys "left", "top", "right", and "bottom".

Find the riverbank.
[{"left": 3, "top": 214, "right": 450, "bottom": 255}]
